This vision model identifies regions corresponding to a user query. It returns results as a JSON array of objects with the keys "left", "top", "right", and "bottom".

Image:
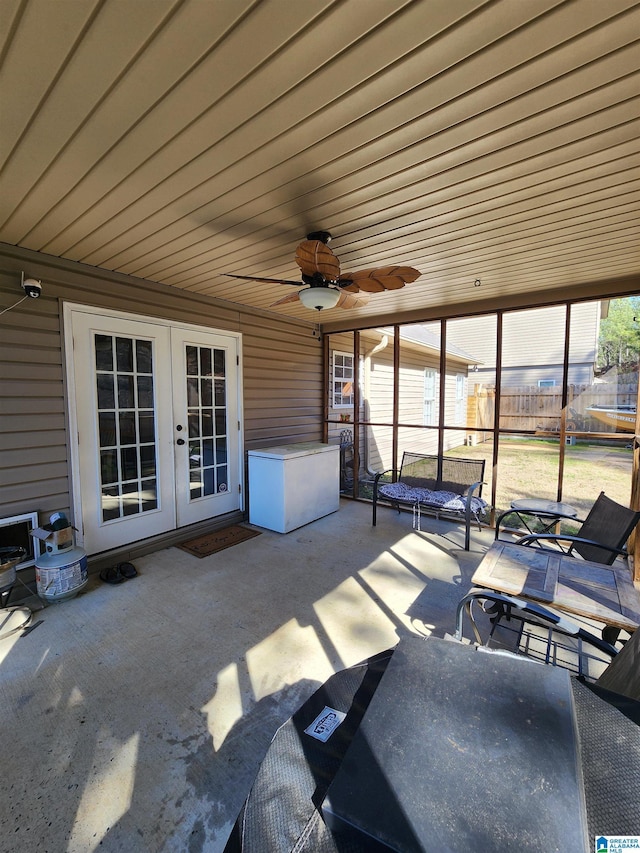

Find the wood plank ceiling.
[{"left": 1, "top": 0, "right": 639, "bottom": 329}]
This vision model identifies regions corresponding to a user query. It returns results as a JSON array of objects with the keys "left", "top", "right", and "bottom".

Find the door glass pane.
[
  {"left": 141, "top": 480, "right": 158, "bottom": 512},
  {"left": 119, "top": 412, "right": 136, "bottom": 445},
  {"left": 184, "top": 345, "right": 229, "bottom": 499},
  {"left": 118, "top": 375, "right": 134, "bottom": 408},
  {"left": 186, "top": 345, "right": 198, "bottom": 374},
  {"left": 188, "top": 412, "right": 200, "bottom": 437},
  {"left": 116, "top": 337, "right": 134, "bottom": 372},
  {"left": 95, "top": 335, "right": 113, "bottom": 371},
  {"left": 214, "top": 350, "right": 225, "bottom": 376},
  {"left": 138, "top": 411, "right": 155, "bottom": 443},
  {"left": 100, "top": 449, "right": 117, "bottom": 484},
  {"left": 201, "top": 377, "right": 212, "bottom": 406},
  {"left": 137, "top": 375, "right": 153, "bottom": 408},
  {"left": 200, "top": 348, "right": 212, "bottom": 376},
  {"left": 99, "top": 412, "right": 116, "bottom": 447},
  {"left": 94, "top": 333, "right": 158, "bottom": 522},
  {"left": 122, "top": 482, "right": 140, "bottom": 516},
  {"left": 187, "top": 377, "right": 199, "bottom": 406},
  {"left": 120, "top": 447, "right": 138, "bottom": 481},
  {"left": 97, "top": 373, "right": 115, "bottom": 409},
  {"left": 202, "top": 410, "right": 214, "bottom": 436},
  {"left": 140, "top": 445, "right": 156, "bottom": 477},
  {"left": 136, "top": 340, "right": 152, "bottom": 373}
]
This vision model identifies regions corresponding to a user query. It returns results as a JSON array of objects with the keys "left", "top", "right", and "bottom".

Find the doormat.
[{"left": 176, "top": 525, "right": 261, "bottom": 558}]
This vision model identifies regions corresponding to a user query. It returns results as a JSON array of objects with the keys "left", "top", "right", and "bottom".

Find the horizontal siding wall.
[
  {"left": 447, "top": 303, "right": 599, "bottom": 387},
  {"left": 0, "top": 276, "right": 68, "bottom": 519},
  {"left": 0, "top": 245, "right": 322, "bottom": 536},
  {"left": 242, "top": 313, "right": 323, "bottom": 448}
]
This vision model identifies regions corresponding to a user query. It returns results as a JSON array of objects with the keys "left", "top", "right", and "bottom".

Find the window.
[
  {"left": 333, "top": 352, "right": 354, "bottom": 407},
  {"left": 424, "top": 368, "right": 437, "bottom": 424},
  {"left": 538, "top": 379, "right": 556, "bottom": 387},
  {"left": 455, "top": 373, "right": 466, "bottom": 424}
]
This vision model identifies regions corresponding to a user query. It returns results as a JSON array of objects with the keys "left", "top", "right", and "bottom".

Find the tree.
[{"left": 597, "top": 296, "right": 640, "bottom": 372}]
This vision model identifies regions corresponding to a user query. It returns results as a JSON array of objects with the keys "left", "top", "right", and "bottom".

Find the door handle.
[{"left": 176, "top": 438, "right": 185, "bottom": 446}]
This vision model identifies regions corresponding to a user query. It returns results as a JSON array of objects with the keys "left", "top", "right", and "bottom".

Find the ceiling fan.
[{"left": 223, "top": 231, "right": 421, "bottom": 311}]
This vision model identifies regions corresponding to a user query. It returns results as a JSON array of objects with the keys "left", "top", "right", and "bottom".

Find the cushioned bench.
[{"left": 372, "top": 452, "right": 488, "bottom": 550}]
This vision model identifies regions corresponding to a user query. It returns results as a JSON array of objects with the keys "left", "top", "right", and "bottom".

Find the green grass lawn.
[{"left": 447, "top": 437, "right": 632, "bottom": 519}]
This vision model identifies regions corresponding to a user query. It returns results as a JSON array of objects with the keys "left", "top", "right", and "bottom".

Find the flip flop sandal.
[
  {"left": 100, "top": 565, "right": 125, "bottom": 585},
  {"left": 117, "top": 562, "right": 138, "bottom": 579}
]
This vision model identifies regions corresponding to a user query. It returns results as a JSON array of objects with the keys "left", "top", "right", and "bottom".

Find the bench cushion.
[{"left": 378, "top": 482, "right": 488, "bottom": 516}]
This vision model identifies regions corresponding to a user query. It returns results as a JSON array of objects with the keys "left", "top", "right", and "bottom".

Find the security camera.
[{"left": 21, "top": 278, "right": 42, "bottom": 298}]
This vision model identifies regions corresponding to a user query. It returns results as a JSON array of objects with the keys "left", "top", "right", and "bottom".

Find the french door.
[{"left": 65, "top": 305, "right": 242, "bottom": 555}]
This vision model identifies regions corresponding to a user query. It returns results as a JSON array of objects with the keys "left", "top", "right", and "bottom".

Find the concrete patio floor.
[{"left": 0, "top": 500, "right": 499, "bottom": 852}]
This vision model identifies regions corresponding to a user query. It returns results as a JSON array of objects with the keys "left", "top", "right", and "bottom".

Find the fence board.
[{"left": 471, "top": 383, "right": 637, "bottom": 433}]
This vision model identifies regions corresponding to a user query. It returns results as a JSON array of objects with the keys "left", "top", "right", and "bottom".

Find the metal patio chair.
[
  {"left": 454, "top": 586, "right": 640, "bottom": 699},
  {"left": 453, "top": 587, "right": 620, "bottom": 684},
  {"left": 495, "top": 491, "right": 640, "bottom": 646},
  {"left": 496, "top": 491, "right": 640, "bottom": 566}
]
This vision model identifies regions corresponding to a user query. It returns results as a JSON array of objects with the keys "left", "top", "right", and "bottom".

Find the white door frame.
[{"left": 63, "top": 303, "right": 244, "bottom": 553}]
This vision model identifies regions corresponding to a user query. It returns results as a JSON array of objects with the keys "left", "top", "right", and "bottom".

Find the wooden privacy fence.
[{"left": 470, "top": 383, "right": 637, "bottom": 433}]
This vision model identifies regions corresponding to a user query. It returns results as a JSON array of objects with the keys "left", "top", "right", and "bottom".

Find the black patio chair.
[
  {"left": 484, "top": 492, "right": 640, "bottom": 646},
  {"left": 454, "top": 587, "right": 640, "bottom": 700},
  {"left": 496, "top": 491, "right": 640, "bottom": 566},
  {"left": 493, "top": 492, "right": 640, "bottom": 646}
]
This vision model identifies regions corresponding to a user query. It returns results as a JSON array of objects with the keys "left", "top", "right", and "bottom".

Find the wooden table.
[{"left": 472, "top": 540, "right": 640, "bottom": 631}]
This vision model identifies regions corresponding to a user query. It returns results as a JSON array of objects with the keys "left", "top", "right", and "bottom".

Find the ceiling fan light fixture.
[{"left": 298, "top": 286, "right": 341, "bottom": 311}]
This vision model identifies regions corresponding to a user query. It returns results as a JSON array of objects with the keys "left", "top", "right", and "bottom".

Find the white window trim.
[
  {"left": 455, "top": 373, "right": 466, "bottom": 424},
  {"left": 332, "top": 351, "right": 355, "bottom": 408},
  {"left": 423, "top": 367, "right": 437, "bottom": 425}
]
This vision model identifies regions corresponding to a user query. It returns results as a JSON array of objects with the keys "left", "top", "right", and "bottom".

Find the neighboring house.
[
  {"left": 328, "top": 325, "right": 479, "bottom": 475},
  {"left": 444, "top": 302, "right": 601, "bottom": 388},
  {"left": 442, "top": 303, "right": 633, "bottom": 433}
]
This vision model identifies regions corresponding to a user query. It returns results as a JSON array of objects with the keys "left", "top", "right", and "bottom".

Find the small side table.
[{"left": 497, "top": 498, "right": 578, "bottom": 538}]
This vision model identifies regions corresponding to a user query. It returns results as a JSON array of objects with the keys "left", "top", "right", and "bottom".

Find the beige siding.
[
  {"left": 0, "top": 247, "right": 322, "bottom": 538},
  {"left": 0, "top": 274, "right": 68, "bottom": 519},
  {"left": 326, "top": 330, "right": 471, "bottom": 473},
  {"left": 365, "top": 344, "right": 468, "bottom": 472},
  {"left": 446, "top": 303, "right": 600, "bottom": 387},
  {"left": 501, "top": 306, "right": 567, "bottom": 368}
]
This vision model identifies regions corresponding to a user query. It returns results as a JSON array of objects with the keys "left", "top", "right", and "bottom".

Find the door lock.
[{"left": 176, "top": 438, "right": 185, "bottom": 446}]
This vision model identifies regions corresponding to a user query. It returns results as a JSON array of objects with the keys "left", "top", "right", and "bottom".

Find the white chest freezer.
[{"left": 248, "top": 442, "right": 340, "bottom": 533}]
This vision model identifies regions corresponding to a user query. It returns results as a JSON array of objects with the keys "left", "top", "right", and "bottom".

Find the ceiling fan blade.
[
  {"left": 341, "top": 266, "right": 421, "bottom": 293},
  {"left": 223, "top": 273, "right": 301, "bottom": 286},
  {"left": 295, "top": 240, "right": 341, "bottom": 280},
  {"left": 335, "top": 289, "right": 370, "bottom": 309},
  {"left": 270, "top": 291, "right": 302, "bottom": 307}
]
